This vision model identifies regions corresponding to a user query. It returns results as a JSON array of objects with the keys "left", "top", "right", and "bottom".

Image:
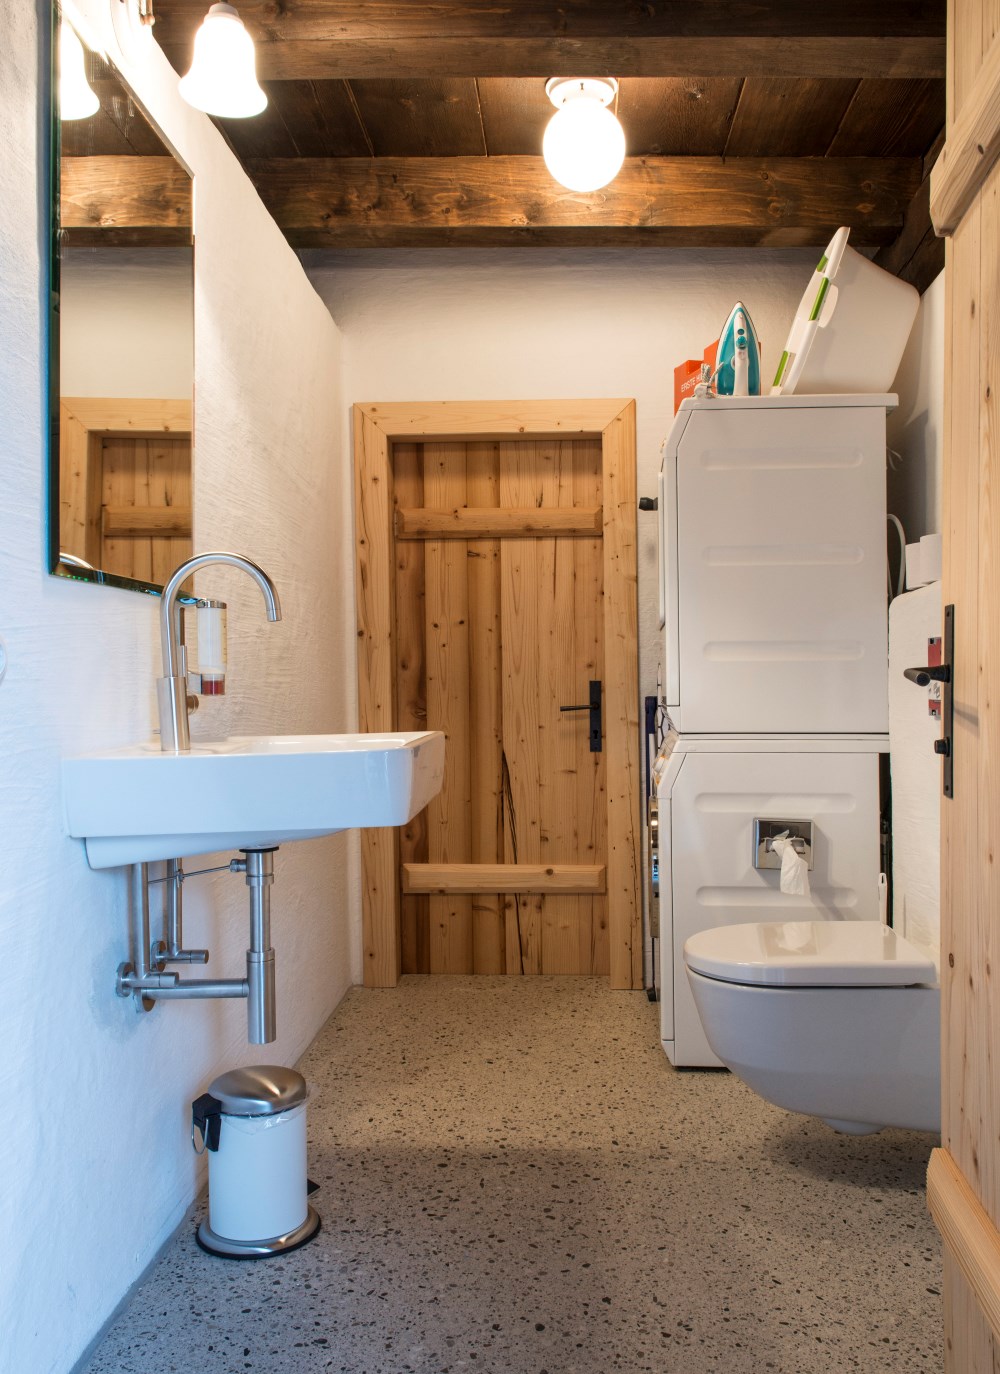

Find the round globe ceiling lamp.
[
  {"left": 178, "top": 2, "right": 267, "bottom": 118},
  {"left": 543, "top": 77, "right": 625, "bottom": 193}
]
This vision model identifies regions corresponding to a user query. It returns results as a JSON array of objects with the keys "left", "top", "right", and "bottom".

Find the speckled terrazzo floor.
[{"left": 82, "top": 977, "right": 942, "bottom": 1373}]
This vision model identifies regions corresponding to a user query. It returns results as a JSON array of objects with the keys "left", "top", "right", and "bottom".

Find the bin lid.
[{"left": 207, "top": 1064, "right": 307, "bottom": 1116}]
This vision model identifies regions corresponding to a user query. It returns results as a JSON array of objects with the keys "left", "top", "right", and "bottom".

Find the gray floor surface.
[{"left": 83, "top": 976, "right": 943, "bottom": 1373}]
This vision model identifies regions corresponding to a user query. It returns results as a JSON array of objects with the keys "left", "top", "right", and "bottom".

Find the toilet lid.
[{"left": 684, "top": 921, "right": 937, "bottom": 988}]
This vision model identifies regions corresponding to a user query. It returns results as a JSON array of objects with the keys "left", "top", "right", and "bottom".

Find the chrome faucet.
[{"left": 157, "top": 552, "right": 282, "bottom": 752}]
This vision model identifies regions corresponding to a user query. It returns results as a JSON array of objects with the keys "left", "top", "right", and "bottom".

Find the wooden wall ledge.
[
  {"left": 927, "top": 1147, "right": 1000, "bottom": 1344},
  {"left": 403, "top": 862, "right": 606, "bottom": 895},
  {"left": 931, "top": 39, "right": 1000, "bottom": 235}
]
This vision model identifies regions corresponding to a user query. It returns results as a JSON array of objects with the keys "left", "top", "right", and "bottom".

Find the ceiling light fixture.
[
  {"left": 59, "top": 20, "right": 100, "bottom": 121},
  {"left": 543, "top": 77, "right": 625, "bottom": 193},
  {"left": 178, "top": 3, "right": 267, "bottom": 119}
]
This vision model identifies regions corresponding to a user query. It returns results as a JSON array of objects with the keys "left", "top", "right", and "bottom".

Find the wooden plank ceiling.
[{"left": 143, "top": 1, "right": 945, "bottom": 286}]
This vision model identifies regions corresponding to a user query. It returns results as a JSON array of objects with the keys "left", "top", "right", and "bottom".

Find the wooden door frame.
[{"left": 354, "top": 399, "right": 641, "bottom": 990}]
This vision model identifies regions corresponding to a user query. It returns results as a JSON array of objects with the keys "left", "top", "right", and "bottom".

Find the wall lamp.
[
  {"left": 59, "top": 20, "right": 100, "bottom": 120},
  {"left": 543, "top": 77, "right": 626, "bottom": 193},
  {"left": 178, "top": 3, "right": 267, "bottom": 118}
]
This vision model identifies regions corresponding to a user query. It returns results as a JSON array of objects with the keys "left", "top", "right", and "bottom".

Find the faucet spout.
[{"left": 157, "top": 552, "right": 282, "bottom": 752}]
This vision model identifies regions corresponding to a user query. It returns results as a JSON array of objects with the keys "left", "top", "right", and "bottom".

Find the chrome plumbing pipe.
[
  {"left": 243, "top": 849, "right": 277, "bottom": 1045},
  {"left": 131, "top": 862, "right": 152, "bottom": 983},
  {"left": 162, "top": 859, "right": 209, "bottom": 964},
  {"left": 144, "top": 979, "right": 249, "bottom": 1000}
]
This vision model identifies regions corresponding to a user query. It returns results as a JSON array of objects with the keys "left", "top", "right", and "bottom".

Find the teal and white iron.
[{"left": 715, "top": 302, "right": 761, "bottom": 397}]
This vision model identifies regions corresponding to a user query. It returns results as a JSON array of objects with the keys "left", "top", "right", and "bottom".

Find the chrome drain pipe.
[
  {"left": 116, "top": 850, "right": 279, "bottom": 1044},
  {"left": 240, "top": 849, "right": 277, "bottom": 1045}
]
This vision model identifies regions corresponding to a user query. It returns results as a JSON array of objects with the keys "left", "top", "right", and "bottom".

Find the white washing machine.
[{"left": 652, "top": 731, "right": 887, "bottom": 1067}]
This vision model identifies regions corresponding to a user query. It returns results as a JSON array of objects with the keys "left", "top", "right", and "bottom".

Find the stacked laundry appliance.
[{"left": 650, "top": 393, "right": 892, "bottom": 1066}]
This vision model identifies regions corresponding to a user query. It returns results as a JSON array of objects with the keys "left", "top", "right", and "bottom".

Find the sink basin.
[{"left": 63, "top": 731, "right": 445, "bottom": 868}]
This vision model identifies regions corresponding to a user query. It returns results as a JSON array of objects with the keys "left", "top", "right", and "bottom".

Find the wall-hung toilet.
[{"left": 684, "top": 920, "right": 940, "bottom": 1135}]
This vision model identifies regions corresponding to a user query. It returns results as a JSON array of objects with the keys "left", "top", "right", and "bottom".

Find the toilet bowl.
[{"left": 684, "top": 921, "right": 940, "bottom": 1135}]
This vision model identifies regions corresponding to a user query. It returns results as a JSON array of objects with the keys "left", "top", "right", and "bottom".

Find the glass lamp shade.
[
  {"left": 59, "top": 23, "right": 100, "bottom": 121},
  {"left": 543, "top": 96, "right": 625, "bottom": 193},
  {"left": 178, "top": 3, "right": 267, "bottom": 118}
]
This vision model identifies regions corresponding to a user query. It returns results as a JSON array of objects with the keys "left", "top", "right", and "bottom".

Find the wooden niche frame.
[{"left": 353, "top": 399, "right": 642, "bottom": 991}]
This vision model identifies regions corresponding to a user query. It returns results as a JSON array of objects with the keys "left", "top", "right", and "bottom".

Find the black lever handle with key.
[{"left": 560, "top": 679, "right": 602, "bottom": 752}]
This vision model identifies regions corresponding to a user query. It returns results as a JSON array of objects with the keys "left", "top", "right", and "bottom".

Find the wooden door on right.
[{"left": 394, "top": 435, "right": 610, "bottom": 976}]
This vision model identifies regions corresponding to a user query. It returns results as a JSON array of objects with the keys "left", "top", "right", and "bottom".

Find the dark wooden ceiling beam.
[
  {"left": 153, "top": 0, "right": 945, "bottom": 80},
  {"left": 249, "top": 154, "right": 921, "bottom": 249},
  {"left": 60, "top": 156, "right": 192, "bottom": 244}
]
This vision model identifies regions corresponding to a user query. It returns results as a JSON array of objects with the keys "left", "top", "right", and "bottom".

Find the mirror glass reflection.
[{"left": 51, "top": 8, "right": 195, "bottom": 594}]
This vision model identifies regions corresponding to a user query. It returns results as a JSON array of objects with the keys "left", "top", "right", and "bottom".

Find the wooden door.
[
  {"left": 59, "top": 397, "right": 192, "bottom": 581},
  {"left": 355, "top": 400, "right": 641, "bottom": 989},
  {"left": 927, "top": 8, "right": 1000, "bottom": 1365},
  {"left": 395, "top": 436, "right": 607, "bottom": 976}
]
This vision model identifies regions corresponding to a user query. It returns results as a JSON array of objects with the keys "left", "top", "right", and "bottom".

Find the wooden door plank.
[
  {"left": 58, "top": 403, "right": 101, "bottom": 567},
  {"left": 354, "top": 408, "right": 401, "bottom": 987},
  {"left": 360, "top": 399, "right": 629, "bottom": 439},
  {"left": 424, "top": 441, "right": 474, "bottom": 972},
  {"left": 573, "top": 437, "right": 610, "bottom": 977},
  {"left": 929, "top": 1148, "right": 1000, "bottom": 1345},
  {"left": 102, "top": 504, "right": 193, "bottom": 537},
  {"left": 466, "top": 441, "right": 506, "bottom": 974},
  {"left": 932, "top": 35, "right": 1000, "bottom": 234},
  {"left": 393, "top": 442, "right": 431, "bottom": 975},
  {"left": 403, "top": 863, "right": 605, "bottom": 894},
  {"left": 535, "top": 438, "right": 584, "bottom": 974},
  {"left": 601, "top": 404, "right": 643, "bottom": 990},
  {"left": 396, "top": 505, "right": 603, "bottom": 537},
  {"left": 975, "top": 164, "right": 1000, "bottom": 1226},
  {"left": 500, "top": 440, "right": 543, "bottom": 975},
  {"left": 943, "top": 206, "right": 982, "bottom": 1181}
]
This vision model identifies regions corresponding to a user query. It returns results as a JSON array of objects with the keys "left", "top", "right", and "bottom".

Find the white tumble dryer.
[{"left": 652, "top": 732, "right": 887, "bottom": 1068}]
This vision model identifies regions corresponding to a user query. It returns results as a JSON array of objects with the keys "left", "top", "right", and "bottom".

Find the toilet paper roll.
[{"left": 771, "top": 834, "right": 811, "bottom": 897}]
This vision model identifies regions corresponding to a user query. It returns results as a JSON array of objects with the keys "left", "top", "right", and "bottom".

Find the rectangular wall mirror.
[{"left": 49, "top": 6, "right": 194, "bottom": 595}]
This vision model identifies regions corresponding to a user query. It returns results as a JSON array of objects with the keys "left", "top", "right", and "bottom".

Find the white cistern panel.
[{"left": 658, "top": 746, "right": 882, "bottom": 1067}]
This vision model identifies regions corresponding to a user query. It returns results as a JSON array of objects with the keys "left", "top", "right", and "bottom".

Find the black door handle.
[
  {"left": 903, "top": 606, "right": 954, "bottom": 798},
  {"left": 561, "top": 679, "right": 602, "bottom": 752},
  {"left": 903, "top": 665, "right": 951, "bottom": 686}
]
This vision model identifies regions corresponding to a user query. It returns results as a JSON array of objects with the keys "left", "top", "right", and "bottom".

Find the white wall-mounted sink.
[{"left": 62, "top": 732, "right": 445, "bottom": 869}]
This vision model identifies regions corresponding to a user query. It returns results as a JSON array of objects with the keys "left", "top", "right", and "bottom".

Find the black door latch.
[{"left": 561, "top": 679, "right": 602, "bottom": 752}]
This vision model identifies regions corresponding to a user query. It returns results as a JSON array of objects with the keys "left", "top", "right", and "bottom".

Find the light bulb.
[
  {"left": 178, "top": 3, "right": 267, "bottom": 118},
  {"left": 59, "top": 22, "right": 100, "bottom": 121},
  {"left": 543, "top": 78, "right": 625, "bottom": 193}
]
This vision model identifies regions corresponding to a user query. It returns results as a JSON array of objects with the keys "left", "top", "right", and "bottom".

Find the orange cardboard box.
[{"left": 673, "top": 340, "right": 719, "bottom": 414}]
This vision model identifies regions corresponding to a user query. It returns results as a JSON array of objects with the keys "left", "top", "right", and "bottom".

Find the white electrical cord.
[{"left": 886, "top": 514, "right": 906, "bottom": 600}]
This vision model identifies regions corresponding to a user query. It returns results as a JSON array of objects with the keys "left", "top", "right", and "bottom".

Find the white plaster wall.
[
  {"left": 888, "top": 270, "right": 945, "bottom": 545},
  {"left": 61, "top": 247, "right": 193, "bottom": 397},
  {"left": 1, "top": 7, "right": 358, "bottom": 1371},
  {"left": 304, "top": 247, "right": 817, "bottom": 725}
]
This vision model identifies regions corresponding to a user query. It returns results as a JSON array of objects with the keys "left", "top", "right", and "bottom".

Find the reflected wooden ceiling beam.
[{"left": 60, "top": 156, "right": 192, "bottom": 244}]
